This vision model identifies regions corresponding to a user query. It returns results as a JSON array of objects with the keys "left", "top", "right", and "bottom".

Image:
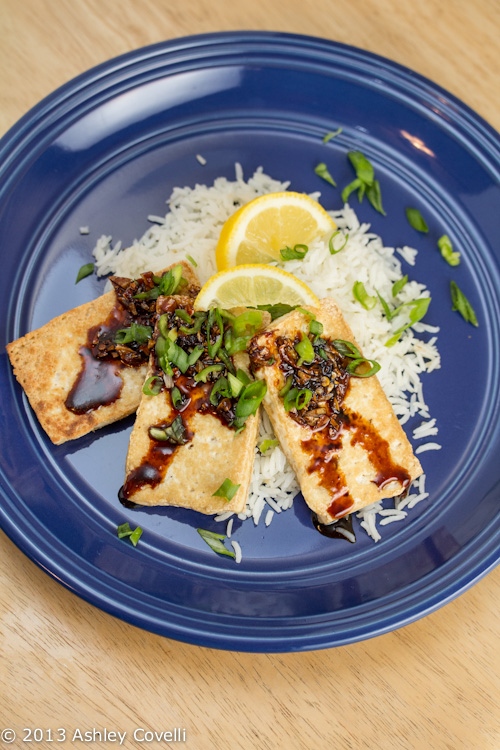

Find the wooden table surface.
[{"left": 1, "top": 1, "right": 499, "bottom": 748}]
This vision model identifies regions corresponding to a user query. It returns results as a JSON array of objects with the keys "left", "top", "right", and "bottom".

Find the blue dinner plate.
[{"left": 1, "top": 32, "right": 500, "bottom": 652}]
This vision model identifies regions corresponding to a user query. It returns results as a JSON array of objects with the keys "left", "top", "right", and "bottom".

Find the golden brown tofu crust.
[
  {"left": 6, "top": 260, "right": 199, "bottom": 444},
  {"left": 250, "top": 298, "right": 422, "bottom": 525},
  {"left": 122, "top": 354, "right": 258, "bottom": 515}
]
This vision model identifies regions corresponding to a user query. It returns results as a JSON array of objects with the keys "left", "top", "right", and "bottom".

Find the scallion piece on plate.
[
  {"left": 294, "top": 334, "right": 315, "bottom": 363},
  {"left": 323, "top": 127, "right": 342, "bottom": 142},
  {"left": 117, "top": 523, "right": 143, "bottom": 546},
  {"left": 314, "top": 162, "right": 337, "bottom": 187},
  {"left": 438, "top": 235, "right": 461, "bottom": 266},
  {"left": 280, "top": 244, "right": 309, "bottom": 261},
  {"left": 259, "top": 439, "right": 279, "bottom": 454},
  {"left": 197, "top": 529, "right": 235, "bottom": 558},
  {"left": 142, "top": 375, "right": 163, "bottom": 396},
  {"left": 75, "top": 262, "right": 94, "bottom": 284},
  {"left": 328, "top": 231, "right": 349, "bottom": 255},
  {"left": 406, "top": 207, "right": 428, "bottom": 233},
  {"left": 346, "top": 358, "right": 381, "bottom": 378},
  {"left": 450, "top": 281, "right": 478, "bottom": 326},
  {"left": 392, "top": 275, "right": 408, "bottom": 297}
]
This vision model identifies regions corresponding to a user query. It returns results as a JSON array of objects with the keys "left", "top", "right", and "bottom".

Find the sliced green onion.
[
  {"left": 438, "top": 235, "right": 461, "bottom": 266},
  {"left": 328, "top": 230, "right": 349, "bottom": 255},
  {"left": 392, "top": 275, "right": 408, "bottom": 297},
  {"left": 280, "top": 244, "right": 309, "bottom": 261},
  {"left": 385, "top": 297, "right": 432, "bottom": 346},
  {"left": 406, "top": 207, "right": 428, "bottom": 233},
  {"left": 142, "top": 375, "right": 163, "bottom": 396},
  {"left": 186, "top": 345, "right": 204, "bottom": 366},
  {"left": 314, "top": 162, "right": 337, "bottom": 187},
  {"left": 117, "top": 522, "right": 133, "bottom": 539},
  {"left": 341, "top": 177, "right": 362, "bottom": 205},
  {"left": 129, "top": 526, "right": 143, "bottom": 546},
  {"left": 75, "top": 262, "right": 94, "bottom": 284},
  {"left": 114, "top": 322, "right": 152, "bottom": 345},
  {"left": 450, "top": 281, "right": 478, "bottom": 326},
  {"left": 149, "top": 415, "right": 187, "bottom": 444},
  {"left": 375, "top": 289, "right": 394, "bottom": 320},
  {"left": 283, "top": 387, "right": 299, "bottom": 412},
  {"left": 171, "top": 386, "right": 183, "bottom": 409},
  {"left": 209, "top": 376, "right": 230, "bottom": 405},
  {"left": 194, "top": 364, "right": 224, "bottom": 382},
  {"left": 117, "top": 523, "right": 143, "bottom": 546},
  {"left": 220, "top": 309, "right": 236, "bottom": 321},
  {"left": 158, "top": 313, "right": 170, "bottom": 339},
  {"left": 366, "top": 180, "right": 386, "bottom": 215},
  {"left": 346, "top": 358, "right": 381, "bottom": 378},
  {"left": 197, "top": 529, "right": 235, "bottom": 558},
  {"left": 168, "top": 264, "right": 184, "bottom": 294},
  {"left": 309, "top": 319, "right": 323, "bottom": 336},
  {"left": 233, "top": 380, "right": 267, "bottom": 428},
  {"left": 186, "top": 254, "right": 198, "bottom": 267},
  {"left": 228, "top": 372, "right": 244, "bottom": 398},
  {"left": 212, "top": 477, "right": 241, "bottom": 502},
  {"left": 256, "top": 303, "right": 297, "bottom": 320},
  {"left": 259, "top": 439, "right": 279, "bottom": 453},
  {"left": 279, "top": 375, "right": 293, "bottom": 398},
  {"left": 348, "top": 151, "right": 374, "bottom": 185},
  {"left": 224, "top": 332, "right": 250, "bottom": 356},
  {"left": 353, "top": 281, "right": 377, "bottom": 310},
  {"left": 332, "top": 339, "right": 362, "bottom": 359},
  {"left": 236, "top": 368, "right": 251, "bottom": 386},
  {"left": 323, "top": 127, "right": 342, "bottom": 142},
  {"left": 207, "top": 308, "right": 223, "bottom": 358},
  {"left": 217, "top": 347, "right": 236, "bottom": 375},
  {"left": 174, "top": 308, "right": 193, "bottom": 324},
  {"left": 296, "top": 388, "right": 313, "bottom": 409},
  {"left": 179, "top": 313, "right": 206, "bottom": 335},
  {"left": 295, "top": 335, "right": 315, "bottom": 363},
  {"left": 232, "top": 310, "right": 264, "bottom": 337},
  {"left": 166, "top": 339, "right": 189, "bottom": 373}
]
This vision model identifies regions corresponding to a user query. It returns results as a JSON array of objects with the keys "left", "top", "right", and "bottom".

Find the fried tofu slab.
[
  {"left": 248, "top": 298, "right": 422, "bottom": 525},
  {"left": 121, "top": 299, "right": 268, "bottom": 515},
  {"left": 6, "top": 261, "right": 199, "bottom": 444}
]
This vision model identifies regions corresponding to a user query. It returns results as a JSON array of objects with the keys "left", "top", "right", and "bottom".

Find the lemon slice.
[
  {"left": 215, "top": 191, "right": 336, "bottom": 270},
  {"left": 194, "top": 264, "right": 319, "bottom": 310}
]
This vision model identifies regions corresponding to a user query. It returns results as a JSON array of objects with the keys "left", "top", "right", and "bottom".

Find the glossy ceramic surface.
[{"left": 1, "top": 32, "right": 499, "bottom": 651}]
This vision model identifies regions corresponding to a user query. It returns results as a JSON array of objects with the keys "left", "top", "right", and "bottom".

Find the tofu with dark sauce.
[
  {"left": 6, "top": 261, "right": 199, "bottom": 444},
  {"left": 121, "top": 299, "right": 269, "bottom": 514},
  {"left": 248, "top": 298, "right": 422, "bottom": 525}
]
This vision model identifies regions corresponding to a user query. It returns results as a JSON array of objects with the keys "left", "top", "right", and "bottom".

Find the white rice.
[{"left": 93, "top": 164, "right": 442, "bottom": 546}]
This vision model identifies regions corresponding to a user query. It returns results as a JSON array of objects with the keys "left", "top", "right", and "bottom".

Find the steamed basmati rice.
[{"left": 93, "top": 164, "right": 441, "bottom": 544}]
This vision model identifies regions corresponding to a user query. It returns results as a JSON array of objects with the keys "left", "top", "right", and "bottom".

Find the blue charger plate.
[{"left": 1, "top": 32, "right": 500, "bottom": 652}]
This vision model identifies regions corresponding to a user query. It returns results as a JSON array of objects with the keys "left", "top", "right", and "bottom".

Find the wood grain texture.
[{"left": 1, "top": 1, "right": 500, "bottom": 748}]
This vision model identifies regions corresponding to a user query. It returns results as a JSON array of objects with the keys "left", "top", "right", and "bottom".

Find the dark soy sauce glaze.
[{"left": 65, "top": 272, "right": 179, "bottom": 415}]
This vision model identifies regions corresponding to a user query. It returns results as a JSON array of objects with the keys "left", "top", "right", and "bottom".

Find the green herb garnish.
[
  {"left": 149, "top": 416, "right": 187, "bottom": 444},
  {"left": 212, "top": 478, "right": 241, "bottom": 502},
  {"left": 142, "top": 375, "right": 163, "bottom": 396},
  {"left": 341, "top": 151, "right": 386, "bottom": 215},
  {"left": 75, "top": 262, "right": 94, "bottom": 284},
  {"left": 197, "top": 529, "right": 235, "bottom": 558},
  {"left": 256, "top": 303, "right": 297, "bottom": 320},
  {"left": 294, "top": 334, "right": 315, "bottom": 363},
  {"left": 314, "top": 162, "right": 337, "bottom": 187},
  {"left": 406, "top": 207, "right": 428, "bottom": 233},
  {"left": 233, "top": 380, "right": 267, "bottom": 430},
  {"left": 328, "top": 230, "right": 349, "bottom": 255},
  {"left": 450, "top": 281, "right": 478, "bottom": 326},
  {"left": 194, "top": 364, "right": 224, "bottom": 382},
  {"left": 117, "top": 523, "right": 143, "bottom": 547},
  {"left": 114, "top": 322, "right": 152, "bottom": 345},
  {"left": 346, "top": 358, "right": 381, "bottom": 378},
  {"left": 385, "top": 297, "right": 431, "bottom": 346},
  {"left": 438, "top": 235, "right": 460, "bottom": 266},
  {"left": 353, "top": 281, "right": 377, "bottom": 310},
  {"left": 280, "top": 244, "right": 309, "bottom": 261},
  {"left": 392, "top": 275, "right": 408, "bottom": 297},
  {"left": 323, "top": 127, "right": 342, "bottom": 142},
  {"left": 186, "top": 254, "right": 198, "bottom": 267},
  {"left": 259, "top": 439, "right": 279, "bottom": 454}
]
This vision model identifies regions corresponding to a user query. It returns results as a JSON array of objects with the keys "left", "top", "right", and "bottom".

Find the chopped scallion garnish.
[
  {"left": 186, "top": 254, "right": 198, "bottom": 267},
  {"left": 438, "top": 235, "right": 460, "bottom": 266},
  {"left": 346, "top": 358, "right": 381, "bottom": 378},
  {"left": 149, "top": 415, "right": 187, "bottom": 444},
  {"left": 323, "top": 127, "right": 342, "bottom": 142},
  {"left": 406, "top": 207, "right": 428, "bottom": 233},
  {"left": 142, "top": 375, "right": 163, "bottom": 396},
  {"left": 194, "top": 364, "right": 224, "bottom": 382},
  {"left": 328, "top": 231, "right": 349, "bottom": 255},
  {"left": 259, "top": 439, "right": 279, "bottom": 454},
  {"left": 114, "top": 322, "right": 152, "bottom": 345},
  {"left": 233, "top": 380, "right": 267, "bottom": 429},
  {"left": 353, "top": 281, "right": 377, "bottom": 310},
  {"left": 212, "top": 478, "right": 241, "bottom": 502},
  {"left": 450, "top": 281, "right": 478, "bottom": 327},
  {"left": 314, "top": 162, "right": 337, "bottom": 187},
  {"left": 280, "top": 244, "right": 309, "bottom": 261},
  {"left": 171, "top": 386, "right": 183, "bottom": 409},
  {"left": 392, "top": 275, "right": 408, "bottom": 297},
  {"left": 294, "top": 334, "right": 315, "bottom": 363},
  {"left": 75, "top": 262, "right": 94, "bottom": 284},
  {"left": 117, "top": 523, "right": 143, "bottom": 547},
  {"left": 385, "top": 297, "right": 431, "bottom": 346},
  {"left": 197, "top": 529, "right": 235, "bottom": 558}
]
